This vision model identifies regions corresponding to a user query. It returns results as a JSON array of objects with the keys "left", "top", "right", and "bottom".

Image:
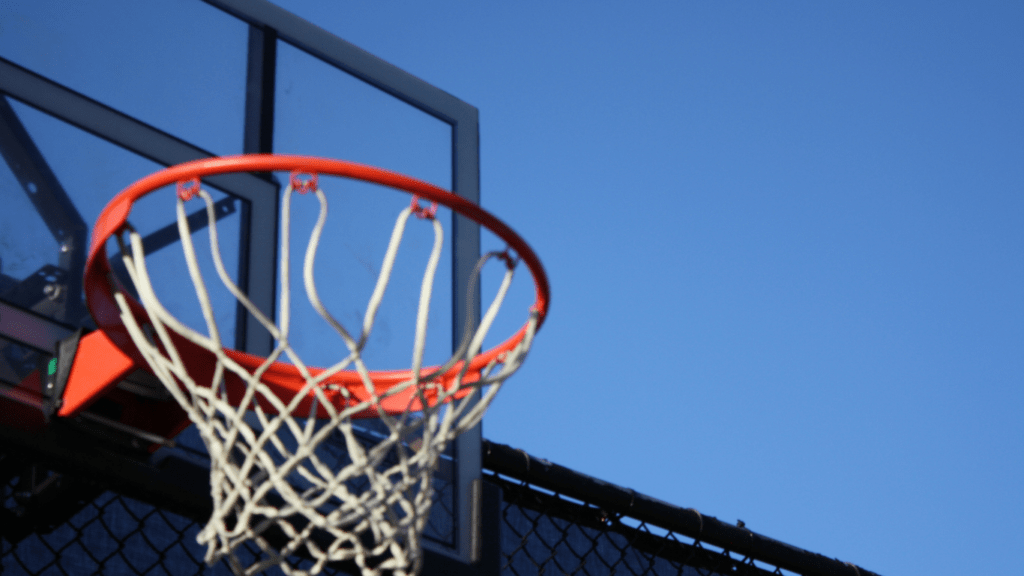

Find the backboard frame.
[{"left": 0, "top": 0, "right": 484, "bottom": 566}]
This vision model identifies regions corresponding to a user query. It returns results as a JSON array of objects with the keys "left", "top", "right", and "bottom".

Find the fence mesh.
[
  {"left": 4, "top": 424, "right": 888, "bottom": 573},
  {"left": 488, "top": 473, "right": 780, "bottom": 576},
  {"left": 2, "top": 469, "right": 773, "bottom": 576},
  {"left": 1, "top": 437, "right": 864, "bottom": 576}
]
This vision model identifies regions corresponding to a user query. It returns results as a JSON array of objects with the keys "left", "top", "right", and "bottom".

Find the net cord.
[{"left": 107, "top": 179, "right": 538, "bottom": 576}]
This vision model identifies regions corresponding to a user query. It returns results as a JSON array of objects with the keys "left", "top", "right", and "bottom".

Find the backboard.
[{"left": 0, "top": 0, "right": 483, "bottom": 569}]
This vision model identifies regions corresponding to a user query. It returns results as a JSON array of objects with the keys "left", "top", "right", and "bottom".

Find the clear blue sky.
[
  {"left": 274, "top": 3, "right": 1021, "bottom": 575},
  {"left": 3, "top": 1, "right": 1022, "bottom": 575}
]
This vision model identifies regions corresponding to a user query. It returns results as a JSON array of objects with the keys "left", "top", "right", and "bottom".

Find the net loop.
[
  {"left": 177, "top": 177, "right": 201, "bottom": 201},
  {"left": 496, "top": 249, "right": 517, "bottom": 270},
  {"left": 290, "top": 170, "right": 319, "bottom": 194},
  {"left": 409, "top": 196, "right": 438, "bottom": 220}
]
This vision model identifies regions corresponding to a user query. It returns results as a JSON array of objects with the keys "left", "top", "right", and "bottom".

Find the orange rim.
[{"left": 85, "top": 154, "right": 549, "bottom": 416}]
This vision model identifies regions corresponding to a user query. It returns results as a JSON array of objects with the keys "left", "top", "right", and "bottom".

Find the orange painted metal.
[{"left": 73, "top": 155, "right": 549, "bottom": 419}]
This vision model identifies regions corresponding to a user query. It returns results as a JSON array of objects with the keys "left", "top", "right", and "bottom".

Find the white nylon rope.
[{"left": 110, "top": 177, "right": 538, "bottom": 576}]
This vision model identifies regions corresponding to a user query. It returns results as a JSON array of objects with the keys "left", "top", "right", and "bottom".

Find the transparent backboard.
[{"left": 0, "top": 0, "right": 482, "bottom": 565}]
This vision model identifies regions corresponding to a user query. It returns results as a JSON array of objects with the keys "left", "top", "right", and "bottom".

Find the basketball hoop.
[{"left": 80, "top": 155, "right": 549, "bottom": 575}]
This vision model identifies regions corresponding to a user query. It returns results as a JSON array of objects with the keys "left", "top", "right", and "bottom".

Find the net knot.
[
  {"left": 410, "top": 196, "right": 438, "bottom": 219},
  {"left": 176, "top": 178, "right": 201, "bottom": 201},
  {"left": 290, "top": 170, "right": 318, "bottom": 194}
]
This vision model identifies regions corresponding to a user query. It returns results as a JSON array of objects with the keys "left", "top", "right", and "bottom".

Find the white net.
[{"left": 108, "top": 175, "right": 538, "bottom": 576}]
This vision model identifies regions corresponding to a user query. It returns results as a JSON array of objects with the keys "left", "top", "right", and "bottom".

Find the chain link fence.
[
  {"left": 1, "top": 431, "right": 880, "bottom": 576},
  {"left": 481, "top": 441, "right": 880, "bottom": 576},
  {"left": 492, "top": 475, "right": 776, "bottom": 576}
]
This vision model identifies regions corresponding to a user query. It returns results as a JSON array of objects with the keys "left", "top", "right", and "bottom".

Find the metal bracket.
[{"left": 42, "top": 327, "right": 84, "bottom": 421}]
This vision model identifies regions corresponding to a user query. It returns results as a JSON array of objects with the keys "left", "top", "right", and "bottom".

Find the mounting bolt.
[{"left": 44, "top": 284, "right": 63, "bottom": 301}]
